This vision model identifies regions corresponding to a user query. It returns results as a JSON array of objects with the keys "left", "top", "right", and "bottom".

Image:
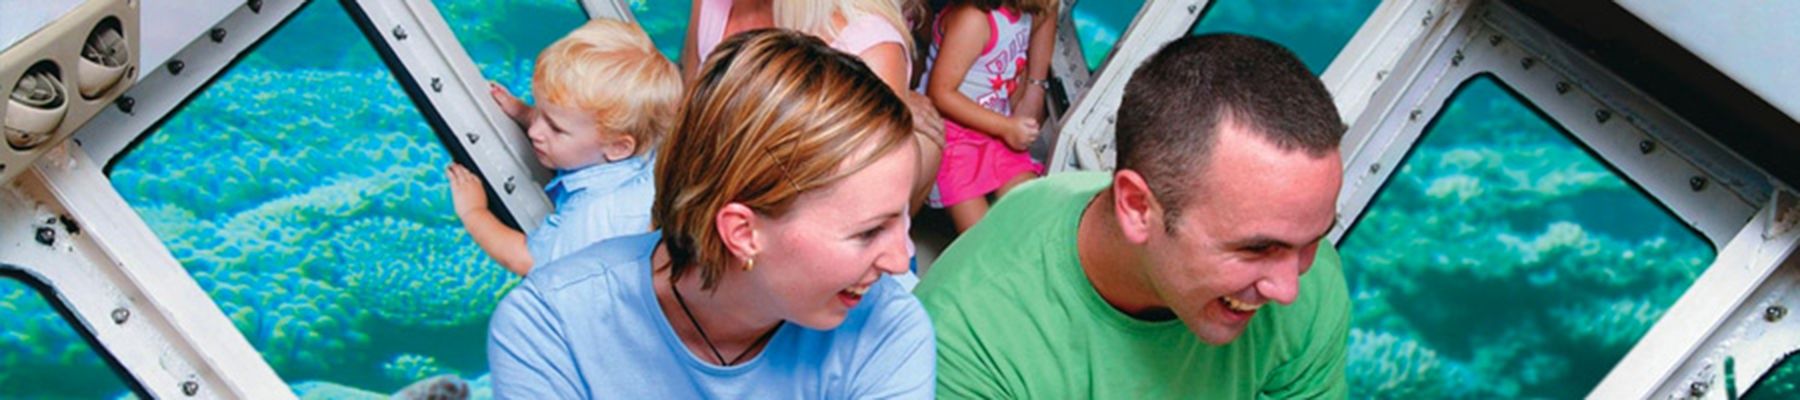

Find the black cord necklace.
[{"left": 671, "top": 283, "right": 783, "bottom": 366}]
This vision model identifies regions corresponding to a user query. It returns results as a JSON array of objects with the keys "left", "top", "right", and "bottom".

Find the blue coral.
[
  {"left": 329, "top": 216, "right": 515, "bottom": 328},
  {"left": 199, "top": 268, "right": 371, "bottom": 376},
  {"left": 0, "top": 279, "right": 122, "bottom": 398}
]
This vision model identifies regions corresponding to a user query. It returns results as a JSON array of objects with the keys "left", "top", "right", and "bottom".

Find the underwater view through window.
[
  {"left": 1748, "top": 352, "right": 1800, "bottom": 399},
  {"left": 103, "top": 1, "right": 525, "bottom": 397},
  {"left": 1338, "top": 76, "right": 1717, "bottom": 398},
  {"left": 0, "top": 277, "right": 135, "bottom": 398},
  {"left": 1072, "top": 0, "right": 1380, "bottom": 73},
  {"left": 0, "top": 1, "right": 1753, "bottom": 398},
  {"left": 432, "top": 0, "right": 588, "bottom": 106}
]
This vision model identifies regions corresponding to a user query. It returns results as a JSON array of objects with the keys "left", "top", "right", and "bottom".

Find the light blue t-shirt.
[
  {"left": 525, "top": 153, "right": 655, "bottom": 267},
  {"left": 488, "top": 231, "right": 937, "bottom": 399}
]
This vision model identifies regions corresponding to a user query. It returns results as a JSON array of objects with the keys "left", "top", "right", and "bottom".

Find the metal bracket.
[
  {"left": 1, "top": 146, "right": 292, "bottom": 399},
  {"left": 343, "top": 0, "right": 552, "bottom": 232},
  {"left": 1048, "top": 0, "right": 1208, "bottom": 173}
]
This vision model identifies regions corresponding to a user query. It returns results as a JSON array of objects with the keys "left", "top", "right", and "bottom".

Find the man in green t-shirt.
[{"left": 916, "top": 33, "right": 1350, "bottom": 399}]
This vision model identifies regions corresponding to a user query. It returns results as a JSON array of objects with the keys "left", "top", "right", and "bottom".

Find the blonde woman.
[
  {"left": 488, "top": 29, "right": 932, "bottom": 398},
  {"left": 683, "top": 0, "right": 945, "bottom": 213}
]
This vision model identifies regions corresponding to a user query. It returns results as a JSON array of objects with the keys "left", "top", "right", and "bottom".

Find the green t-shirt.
[{"left": 916, "top": 172, "right": 1350, "bottom": 399}]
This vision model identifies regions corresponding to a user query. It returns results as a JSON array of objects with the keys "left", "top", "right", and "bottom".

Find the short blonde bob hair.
[
  {"left": 533, "top": 19, "right": 680, "bottom": 152},
  {"left": 656, "top": 29, "right": 912, "bottom": 289}
]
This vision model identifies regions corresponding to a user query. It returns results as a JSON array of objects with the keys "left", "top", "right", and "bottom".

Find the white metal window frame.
[
  {"left": 1046, "top": 0, "right": 1441, "bottom": 174},
  {"left": 1332, "top": 5, "right": 1763, "bottom": 246},
  {"left": 2, "top": 147, "right": 291, "bottom": 399},
  {"left": 1048, "top": 0, "right": 1206, "bottom": 173},
  {"left": 33, "top": 0, "right": 637, "bottom": 397},
  {"left": 344, "top": 0, "right": 557, "bottom": 231},
  {"left": 74, "top": 0, "right": 302, "bottom": 165},
  {"left": 578, "top": 0, "right": 636, "bottom": 22},
  {"left": 1329, "top": 2, "right": 1800, "bottom": 398}
]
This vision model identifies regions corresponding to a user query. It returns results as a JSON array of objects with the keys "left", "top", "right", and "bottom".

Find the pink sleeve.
[
  {"left": 831, "top": 14, "right": 912, "bottom": 77},
  {"left": 694, "top": 0, "right": 731, "bottom": 66}
]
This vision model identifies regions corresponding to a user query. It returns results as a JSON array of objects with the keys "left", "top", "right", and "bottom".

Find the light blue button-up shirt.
[
  {"left": 488, "top": 232, "right": 937, "bottom": 399},
  {"left": 524, "top": 153, "right": 656, "bottom": 268}
]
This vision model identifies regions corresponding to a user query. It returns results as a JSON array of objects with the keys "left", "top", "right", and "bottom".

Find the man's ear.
[
  {"left": 1112, "top": 169, "right": 1161, "bottom": 244},
  {"left": 602, "top": 134, "right": 638, "bottom": 163},
  {"left": 715, "top": 202, "right": 761, "bottom": 263}
]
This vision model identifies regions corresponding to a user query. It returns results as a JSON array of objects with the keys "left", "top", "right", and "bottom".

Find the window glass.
[
  {"left": 1338, "top": 75, "right": 1717, "bottom": 398},
  {"left": 634, "top": 0, "right": 692, "bottom": 62},
  {"left": 433, "top": 0, "right": 588, "bottom": 105},
  {"left": 1070, "top": 0, "right": 1141, "bottom": 70},
  {"left": 1747, "top": 353, "right": 1800, "bottom": 399},
  {"left": 0, "top": 276, "right": 136, "bottom": 398},
  {"left": 109, "top": 1, "right": 515, "bottom": 396},
  {"left": 1072, "top": 0, "right": 1379, "bottom": 73}
]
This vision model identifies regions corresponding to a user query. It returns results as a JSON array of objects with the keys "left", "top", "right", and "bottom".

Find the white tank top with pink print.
[{"left": 926, "top": 6, "right": 1032, "bottom": 116}]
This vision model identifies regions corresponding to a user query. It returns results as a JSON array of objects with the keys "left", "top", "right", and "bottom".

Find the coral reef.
[
  {"left": 0, "top": 279, "right": 124, "bottom": 398},
  {"left": 1347, "top": 329, "right": 1474, "bottom": 399},
  {"left": 63, "top": 1, "right": 512, "bottom": 395},
  {"left": 199, "top": 268, "right": 372, "bottom": 376},
  {"left": 331, "top": 216, "right": 514, "bottom": 328},
  {"left": 383, "top": 353, "right": 452, "bottom": 385},
  {"left": 1338, "top": 77, "right": 1715, "bottom": 397}
]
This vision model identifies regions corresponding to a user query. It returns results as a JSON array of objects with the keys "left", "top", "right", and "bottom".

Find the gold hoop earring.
[{"left": 742, "top": 257, "right": 755, "bottom": 271}]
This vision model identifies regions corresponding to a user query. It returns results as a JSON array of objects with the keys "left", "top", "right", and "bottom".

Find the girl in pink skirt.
[{"left": 925, "top": 0, "right": 1056, "bottom": 232}]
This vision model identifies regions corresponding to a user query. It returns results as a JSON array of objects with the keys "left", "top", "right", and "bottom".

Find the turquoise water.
[
  {"left": 1338, "top": 76, "right": 1716, "bottom": 398},
  {"left": 0, "top": 277, "right": 135, "bottom": 398},
  {"left": 1748, "top": 354, "right": 1800, "bottom": 399},
  {"left": 1072, "top": 0, "right": 1381, "bottom": 73},
  {"left": 0, "top": 1, "right": 1730, "bottom": 398}
]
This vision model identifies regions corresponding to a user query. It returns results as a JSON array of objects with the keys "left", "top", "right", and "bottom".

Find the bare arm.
[
  {"left": 861, "top": 42, "right": 945, "bottom": 213},
  {"left": 1012, "top": 7, "right": 1058, "bottom": 123},
  {"left": 927, "top": 5, "right": 1038, "bottom": 150},
  {"left": 680, "top": 0, "right": 704, "bottom": 83},
  {"left": 448, "top": 164, "right": 534, "bottom": 275}
]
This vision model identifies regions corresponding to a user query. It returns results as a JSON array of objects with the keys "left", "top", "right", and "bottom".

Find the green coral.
[
  {"left": 330, "top": 216, "right": 515, "bottom": 328},
  {"left": 199, "top": 268, "right": 372, "bottom": 376},
  {"left": 382, "top": 353, "right": 451, "bottom": 384},
  {"left": 0, "top": 279, "right": 119, "bottom": 398},
  {"left": 98, "top": 1, "right": 517, "bottom": 394},
  {"left": 1348, "top": 329, "right": 1473, "bottom": 399},
  {"left": 1338, "top": 77, "right": 1716, "bottom": 397}
]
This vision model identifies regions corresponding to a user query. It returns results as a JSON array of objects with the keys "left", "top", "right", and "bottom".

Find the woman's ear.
[
  {"left": 1111, "top": 169, "right": 1162, "bottom": 244},
  {"left": 602, "top": 134, "right": 638, "bottom": 163},
  {"left": 715, "top": 202, "right": 761, "bottom": 262}
]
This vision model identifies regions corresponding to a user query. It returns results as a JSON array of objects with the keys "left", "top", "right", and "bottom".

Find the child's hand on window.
[
  {"left": 489, "top": 82, "right": 534, "bottom": 128},
  {"left": 1003, "top": 116, "right": 1040, "bottom": 152},
  {"left": 446, "top": 163, "right": 490, "bottom": 218}
]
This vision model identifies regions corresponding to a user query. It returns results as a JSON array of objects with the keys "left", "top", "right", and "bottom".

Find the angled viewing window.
[
  {"left": 1337, "top": 75, "right": 1718, "bottom": 398},
  {"left": 432, "top": 0, "right": 587, "bottom": 105},
  {"left": 0, "top": 275, "right": 136, "bottom": 398},
  {"left": 107, "top": 1, "right": 515, "bottom": 396},
  {"left": 1072, "top": 0, "right": 1379, "bottom": 73}
]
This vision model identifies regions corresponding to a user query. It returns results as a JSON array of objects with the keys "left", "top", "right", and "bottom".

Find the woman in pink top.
[{"left": 681, "top": 0, "right": 945, "bottom": 213}]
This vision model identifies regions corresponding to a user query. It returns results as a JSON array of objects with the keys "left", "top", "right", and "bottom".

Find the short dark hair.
[{"left": 1115, "top": 33, "right": 1343, "bottom": 226}]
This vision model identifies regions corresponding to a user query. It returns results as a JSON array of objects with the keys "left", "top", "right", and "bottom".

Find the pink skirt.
[{"left": 934, "top": 119, "right": 1044, "bottom": 207}]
